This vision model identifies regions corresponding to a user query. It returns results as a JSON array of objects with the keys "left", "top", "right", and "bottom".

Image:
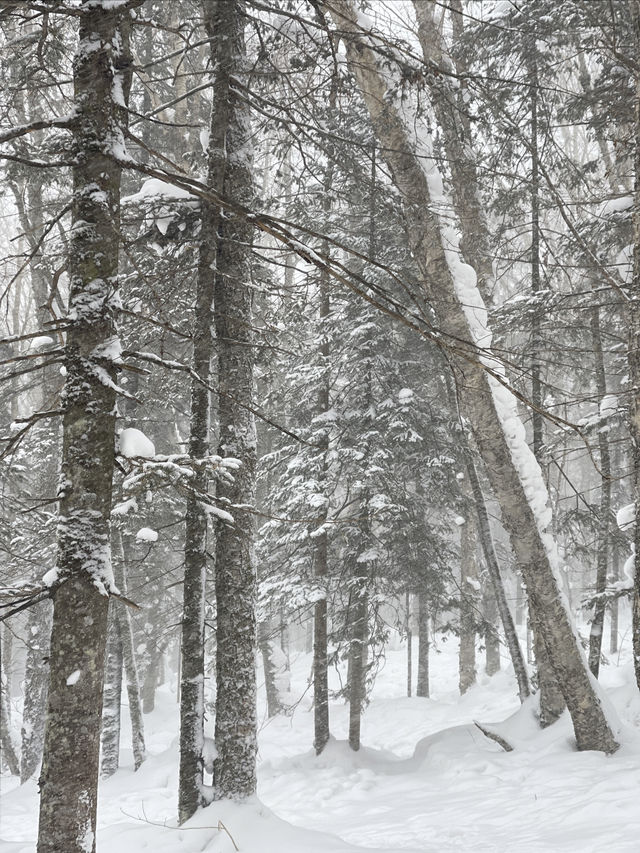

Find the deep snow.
[{"left": 2, "top": 621, "right": 640, "bottom": 852}]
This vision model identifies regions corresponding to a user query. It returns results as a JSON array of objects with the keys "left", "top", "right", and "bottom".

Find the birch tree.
[{"left": 325, "top": 0, "right": 618, "bottom": 753}]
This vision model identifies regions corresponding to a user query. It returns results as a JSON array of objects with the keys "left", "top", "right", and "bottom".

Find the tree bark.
[
  {"left": 629, "top": 0, "right": 640, "bottom": 695},
  {"left": 100, "top": 613, "right": 123, "bottom": 778},
  {"left": 258, "top": 617, "right": 283, "bottom": 719},
  {"left": 458, "top": 516, "right": 478, "bottom": 695},
  {"left": 20, "top": 601, "right": 51, "bottom": 782},
  {"left": 37, "top": 5, "right": 133, "bottom": 851},
  {"left": 208, "top": 0, "right": 258, "bottom": 800},
  {"left": 416, "top": 592, "right": 430, "bottom": 698},
  {"left": 1, "top": 662, "right": 19, "bottom": 775},
  {"left": 327, "top": 0, "right": 618, "bottom": 753}
]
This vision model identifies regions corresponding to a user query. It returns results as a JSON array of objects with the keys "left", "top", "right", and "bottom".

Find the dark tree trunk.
[
  {"left": 37, "top": 6, "right": 132, "bottom": 851},
  {"left": 208, "top": 0, "right": 258, "bottom": 800},
  {"left": 416, "top": 593, "right": 430, "bottom": 698},
  {"left": 258, "top": 617, "right": 283, "bottom": 719}
]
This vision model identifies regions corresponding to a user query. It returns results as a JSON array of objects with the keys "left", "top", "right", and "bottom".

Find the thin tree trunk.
[
  {"left": 588, "top": 303, "right": 612, "bottom": 678},
  {"left": 1, "top": 666, "right": 19, "bottom": 775},
  {"left": 610, "top": 547, "right": 620, "bottom": 655},
  {"left": 406, "top": 592, "right": 412, "bottom": 697},
  {"left": 348, "top": 584, "right": 368, "bottom": 749},
  {"left": 37, "top": 7, "right": 133, "bottom": 851},
  {"left": 113, "top": 533, "right": 145, "bottom": 770},
  {"left": 20, "top": 601, "right": 52, "bottom": 782},
  {"left": 328, "top": 0, "right": 618, "bottom": 752},
  {"left": 142, "top": 645, "right": 162, "bottom": 714},
  {"left": 483, "top": 585, "right": 502, "bottom": 677},
  {"left": 258, "top": 618, "right": 283, "bottom": 719},
  {"left": 100, "top": 614, "right": 123, "bottom": 778},
  {"left": 208, "top": 0, "right": 258, "bottom": 800},
  {"left": 416, "top": 593, "right": 429, "bottom": 698},
  {"left": 459, "top": 518, "right": 478, "bottom": 695},
  {"left": 466, "top": 458, "right": 529, "bottom": 699}
]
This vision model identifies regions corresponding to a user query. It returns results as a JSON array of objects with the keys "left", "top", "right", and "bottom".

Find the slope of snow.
[{"left": 2, "top": 624, "right": 639, "bottom": 853}]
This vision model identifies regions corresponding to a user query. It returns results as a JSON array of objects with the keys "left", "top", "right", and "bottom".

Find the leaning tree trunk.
[
  {"left": 483, "top": 583, "right": 502, "bottom": 677},
  {"left": 328, "top": 0, "right": 618, "bottom": 753},
  {"left": 37, "top": 5, "right": 133, "bottom": 851},
  {"left": 208, "top": 0, "right": 258, "bottom": 800}
]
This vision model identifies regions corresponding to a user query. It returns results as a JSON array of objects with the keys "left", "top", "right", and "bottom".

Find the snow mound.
[{"left": 119, "top": 427, "right": 155, "bottom": 459}]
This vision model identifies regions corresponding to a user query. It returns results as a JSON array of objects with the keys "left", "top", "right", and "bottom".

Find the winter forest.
[{"left": 2, "top": 0, "right": 640, "bottom": 850}]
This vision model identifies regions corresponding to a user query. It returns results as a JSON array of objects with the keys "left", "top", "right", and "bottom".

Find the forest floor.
[{"left": 2, "top": 620, "right": 640, "bottom": 852}]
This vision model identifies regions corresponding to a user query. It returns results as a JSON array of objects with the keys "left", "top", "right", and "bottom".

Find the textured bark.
[
  {"left": 347, "top": 582, "right": 368, "bottom": 750},
  {"left": 629, "top": 0, "right": 640, "bottom": 695},
  {"left": 142, "top": 644, "right": 163, "bottom": 714},
  {"left": 37, "top": 5, "right": 133, "bottom": 851},
  {"left": 208, "top": 0, "right": 258, "bottom": 800},
  {"left": 458, "top": 515, "right": 478, "bottom": 695},
  {"left": 20, "top": 601, "right": 52, "bottom": 782},
  {"left": 100, "top": 613, "right": 123, "bottom": 778},
  {"left": 416, "top": 593, "right": 430, "bottom": 698},
  {"left": 610, "top": 548, "right": 620, "bottom": 655},
  {"left": 587, "top": 303, "right": 612, "bottom": 678},
  {"left": 329, "top": 0, "right": 618, "bottom": 753},
  {"left": 112, "top": 534, "right": 145, "bottom": 770},
  {"left": 1, "top": 663, "right": 19, "bottom": 775}
]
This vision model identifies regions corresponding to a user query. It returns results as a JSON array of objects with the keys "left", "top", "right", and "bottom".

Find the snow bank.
[{"left": 118, "top": 427, "right": 155, "bottom": 459}]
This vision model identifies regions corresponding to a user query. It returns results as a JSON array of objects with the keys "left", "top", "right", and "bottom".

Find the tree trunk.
[
  {"left": 629, "top": 0, "right": 640, "bottom": 695},
  {"left": 100, "top": 613, "right": 123, "bottom": 778},
  {"left": 328, "top": 0, "right": 618, "bottom": 753},
  {"left": 258, "top": 618, "right": 283, "bottom": 719},
  {"left": 466, "top": 458, "right": 529, "bottom": 699},
  {"left": 142, "top": 645, "right": 162, "bottom": 714},
  {"left": 406, "top": 592, "right": 412, "bottom": 697},
  {"left": 416, "top": 593, "right": 430, "bottom": 698},
  {"left": 348, "top": 583, "right": 368, "bottom": 749},
  {"left": 20, "top": 601, "right": 51, "bottom": 782},
  {"left": 1, "top": 663, "right": 19, "bottom": 775},
  {"left": 588, "top": 302, "right": 612, "bottom": 678},
  {"left": 209, "top": 0, "right": 258, "bottom": 801},
  {"left": 113, "top": 533, "right": 145, "bottom": 770},
  {"left": 458, "top": 518, "right": 478, "bottom": 695},
  {"left": 37, "top": 6, "right": 133, "bottom": 852}
]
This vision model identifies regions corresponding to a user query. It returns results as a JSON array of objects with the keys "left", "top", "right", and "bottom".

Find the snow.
[
  {"left": 599, "top": 394, "right": 618, "bottom": 418},
  {"left": 118, "top": 428, "right": 156, "bottom": 459},
  {"left": 66, "top": 670, "right": 81, "bottom": 686},
  {"left": 3, "top": 630, "right": 640, "bottom": 853},
  {"left": 616, "top": 503, "right": 635, "bottom": 532},
  {"left": 135, "top": 527, "right": 158, "bottom": 543},
  {"left": 122, "top": 178, "right": 196, "bottom": 205},
  {"left": 28, "top": 335, "right": 54, "bottom": 349}
]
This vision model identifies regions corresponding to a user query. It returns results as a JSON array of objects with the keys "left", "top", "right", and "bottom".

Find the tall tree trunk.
[
  {"left": 37, "top": 6, "right": 133, "bottom": 851},
  {"left": 208, "top": 0, "right": 258, "bottom": 800},
  {"left": 327, "top": 0, "right": 618, "bottom": 753},
  {"left": 483, "top": 584, "right": 502, "bottom": 677},
  {"left": 416, "top": 592, "right": 430, "bottom": 698},
  {"left": 629, "top": 0, "right": 640, "bottom": 695},
  {"left": 347, "top": 580, "right": 368, "bottom": 750},
  {"left": 1, "top": 665, "right": 19, "bottom": 775},
  {"left": 100, "top": 614, "right": 123, "bottom": 778},
  {"left": 142, "top": 644, "right": 163, "bottom": 714},
  {"left": 20, "top": 602, "right": 52, "bottom": 782}
]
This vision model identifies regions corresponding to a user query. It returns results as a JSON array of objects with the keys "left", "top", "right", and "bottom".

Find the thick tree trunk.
[
  {"left": 209, "top": 0, "right": 258, "bottom": 800},
  {"left": 329, "top": 0, "right": 618, "bottom": 753},
  {"left": 37, "top": 6, "right": 132, "bottom": 852},
  {"left": 416, "top": 593, "right": 430, "bottom": 698},
  {"left": 20, "top": 601, "right": 51, "bottom": 782},
  {"left": 629, "top": 0, "right": 640, "bottom": 695},
  {"left": 100, "top": 614, "right": 123, "bottom": 778}
]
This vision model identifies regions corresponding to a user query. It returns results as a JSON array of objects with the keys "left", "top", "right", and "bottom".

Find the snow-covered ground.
[{"left": 2, "top": 628, "right": 640, "bottom": 852}]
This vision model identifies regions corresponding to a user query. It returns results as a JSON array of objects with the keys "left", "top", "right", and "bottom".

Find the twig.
[{"left": 474, "top": 721, "right": 513, "bottom": 752}]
